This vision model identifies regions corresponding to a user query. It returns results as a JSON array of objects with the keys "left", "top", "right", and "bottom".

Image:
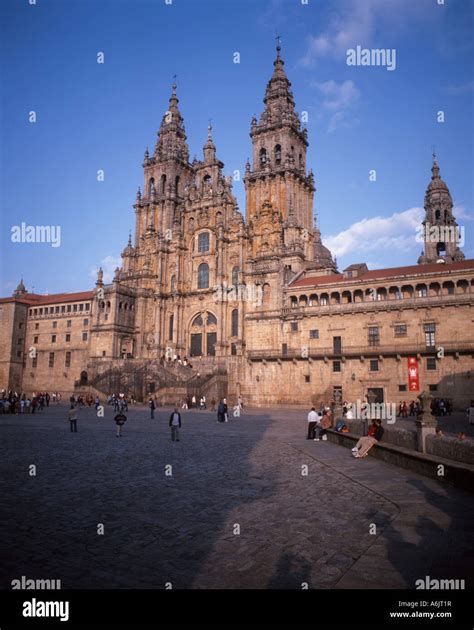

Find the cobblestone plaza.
[{"left": 1, "top": 404, "right": 473, "bottom": 590}]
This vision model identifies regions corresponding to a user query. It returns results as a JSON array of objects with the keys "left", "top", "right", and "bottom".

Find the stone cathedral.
[{"left": 1, "top": 47, "right": 472, "bottom": 407}]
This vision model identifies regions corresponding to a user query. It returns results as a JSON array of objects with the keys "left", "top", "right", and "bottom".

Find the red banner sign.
[{"left": 408, "top": 357, "right": 420, "bottom": 392}]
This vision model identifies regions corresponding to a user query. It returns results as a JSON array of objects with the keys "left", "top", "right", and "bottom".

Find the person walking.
[
  {"left": 223, "top": 398, "right": 229, "bottom": 422},
  {"left": 68, "top": 404, "right": 78, "bottom": 433},
  {"left": 149, "top": 397, "right": 156, "bottom": 419},
  {"left": 307, "top": 407, "right": 319, "bottom": 440},
  {"left": 217, "top": 399, "right": 225, "bottom": 423},
  {"left": 114, "top": 410, "right": 127, "bottom": 437},
  {"left": 169, "top": 407, "right": 182, "bottom": 441}
]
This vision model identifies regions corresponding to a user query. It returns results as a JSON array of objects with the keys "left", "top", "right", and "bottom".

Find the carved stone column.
[{"left": 416, "top": 391, "right": 437, "bottom": 452}]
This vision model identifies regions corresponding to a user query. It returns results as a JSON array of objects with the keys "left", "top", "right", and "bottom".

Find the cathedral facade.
[{"left": 1, "top": 47, "right": 473, "bottom": 408}]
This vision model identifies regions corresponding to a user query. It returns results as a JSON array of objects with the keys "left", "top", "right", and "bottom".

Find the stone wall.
[{"left": 426, "top": 434, "right": 474, "bottom": 465}]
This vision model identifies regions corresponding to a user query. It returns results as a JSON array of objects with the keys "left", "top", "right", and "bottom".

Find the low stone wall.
[
  {"left": 337, "top": 417, "right": 472, "bottom": 465},
  {"left": 383, "top": 427, "right": 418, "bottom": 451},
  {"left": 426, "top": 434, "right": 474, "bottom": 465},
  {"left": 327, "top": 430, "right": 474, "bottom": 494},
  {"left": 341, "top": 418, "right": 367, "bottom": 436}
]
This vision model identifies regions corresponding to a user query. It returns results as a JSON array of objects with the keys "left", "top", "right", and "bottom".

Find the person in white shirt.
[{"left": 307, "top": 407, "right": 321, "bottom": 440}]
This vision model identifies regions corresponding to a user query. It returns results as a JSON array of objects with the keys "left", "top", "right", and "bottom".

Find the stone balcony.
[
  {"left": 245, "top": 293, "right": 473, "bottom": 321},
  {"left": 246, "top": 340, "right": 474, "bottom": 361}
]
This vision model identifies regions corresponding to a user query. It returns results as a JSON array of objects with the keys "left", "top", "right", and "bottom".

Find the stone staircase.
[{"left": 76, "top": 357, "right": 228, "bottom": 403}]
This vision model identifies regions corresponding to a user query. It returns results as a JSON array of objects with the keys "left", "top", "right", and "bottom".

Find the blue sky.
[{"left": 1, "top": 0, "right": 473, "bottom": 294}]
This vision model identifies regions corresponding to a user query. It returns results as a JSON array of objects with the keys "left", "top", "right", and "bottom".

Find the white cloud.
[
  {"left": 312, "top": 79, "right": 360, "bottom": 132},
  {"left": 443, "top": 81, "right": 474, "bottom": 95},
  {"left": 324, "top": 207, "right": 424, "bottom": 258},
  {"left": 312, "top": 79, "right": 360, "bottom": 110},
  {"left": 299, "top": 0, "right": 431, "bottom": 66},
  {"left": 453, "top": 204, "right": 474, "bottom": 222},
  {"left": 90, "top": 255, "right": 121, "bottom": 284}
]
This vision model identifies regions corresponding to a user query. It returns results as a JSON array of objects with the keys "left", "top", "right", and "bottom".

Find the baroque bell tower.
[
  {"left": 418, "top": 154, "right": 465, "bottom": 264},
  {"left": 244, "top": 44, "right": 335, "bottom": 287},
  {"left": 245, "top": 43, "right": 314, "bottom": 231}
]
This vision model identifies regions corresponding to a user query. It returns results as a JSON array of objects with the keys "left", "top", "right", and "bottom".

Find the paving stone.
[{"left": 1, "top": 405, "right": 473, "bottom": 589}]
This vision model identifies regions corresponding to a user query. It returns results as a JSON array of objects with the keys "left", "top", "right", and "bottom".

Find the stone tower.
[
  {"left": 245, "top": 44, "right": 314, "bottom": 231},
  {"left": 137, "top": 82, "right": 194, "bottom": 246},
  {"left": 244, "top": 44, "right": 335, "bottom": 310},
  {"left": 418, "top": 154, "right": 465, "bottom": 264}
]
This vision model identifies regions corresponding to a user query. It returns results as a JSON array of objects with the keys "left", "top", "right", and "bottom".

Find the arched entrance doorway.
[{"left": 189, "top": 311, "right": 217, "bottom": 357}]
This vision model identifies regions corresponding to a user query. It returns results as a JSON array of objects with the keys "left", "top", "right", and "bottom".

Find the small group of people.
[
  {"left": 306, "top": 406, "right": 332, "bottom": 441},
  {"left": 159, "top": 354, "right": 192, "bottom": 368},
  {"left": 67, "top": 400, "right": 128, "bottom": 438},
  {"left": 180, "top": 395, "right": 210, "bottom": 410},
  {"left": 431, "top": 398, "right": 451, "bottom": 416},
  {"left": 306, "top": 403, "right": 385, "bottom": 459},
  {"left": 0, "top": 390, "right": 52, "bottom": 414},
  {"left": 397, "top": 400, "right": 421, "bottom": 417},
  {"left": 106, "top": 393, "right": 129, "bottom": 412}
]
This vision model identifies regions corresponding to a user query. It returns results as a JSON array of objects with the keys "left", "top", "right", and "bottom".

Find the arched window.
[
  {"left": 231, "top": 309, "right": 238, "bottom": 337},
  {"left": 262, "top": 284, "right": 270, "bottom": 308},
  {"left": 175, "top": 175, "right": 180, "bottom": 195},
  {"left": 198, "top": 232, "right": 210, "bottom": 253},
  {"left": 207, "top": 312, "right": 217, "bottom": 325},
  {"left": 232, "top": 266, "right": 239, "bottom": 286},
  {"left": 170, "top": 275, "right": 176, "bottom": 293},
  {"left": 168, "top": 314, "right": 174, "bottom": 341},
  {"left": 274, "top": 144, "right": 281, "bottom": 165},
  {"left": 198, "top": 263, "right": 209, "bottom": 289},
  {"left": 259, "top": 148, "right": 267, "bottom": 167},
  {"left": 80, "top": 371, "right": 88, "bottom": 385},
  {"left": 160, "top": 174, "right": 167, "bottom": 195},
  {"left": 192, "top": 314, "right": 203, "bottom": 327},
  {"left": 202, "top": 174, "right": 212, "bottom": 193},
  {"left": 148, "top": 178, "right": 155, "bottom": 196},
  {"left": 299, "top": 153, "right": 303, "bottom": 168}
]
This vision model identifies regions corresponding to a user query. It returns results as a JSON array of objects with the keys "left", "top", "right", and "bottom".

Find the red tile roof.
[
  {"left": 0, "top": 291, "right": 94, "bottom": 306},
  {"left": 289, "top": 260, "right": 474, "bottom": 289}
]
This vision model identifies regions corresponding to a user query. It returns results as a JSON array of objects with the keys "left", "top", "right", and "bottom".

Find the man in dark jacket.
[
  {"left": 149, "top": 397, "right": 156, "bottom": 419},
  {"left": 114, "top": 411, "right": 127, "bottom": 437},
  {"left": 169, "top": 407, "right": 182, "bottom": 441},
  {"left": 217, "top": 400, "right": 225, "bottom": 423}
]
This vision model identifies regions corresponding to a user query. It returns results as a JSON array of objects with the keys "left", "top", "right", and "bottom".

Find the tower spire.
[
  {"left": 418, "top": 152, "right": 465, "bottom": 264},
  {"left": 431, "top": 150, "right": 440, "bottom": 179},
  {"left": 203, "top": 119, "right": 216, "bottom": 163},
  {"left": 254, "top": 41, "right": 303, "bottom": 138},
  {"left": 154, "top": 78, "right": 189, "bottom": 163}
]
